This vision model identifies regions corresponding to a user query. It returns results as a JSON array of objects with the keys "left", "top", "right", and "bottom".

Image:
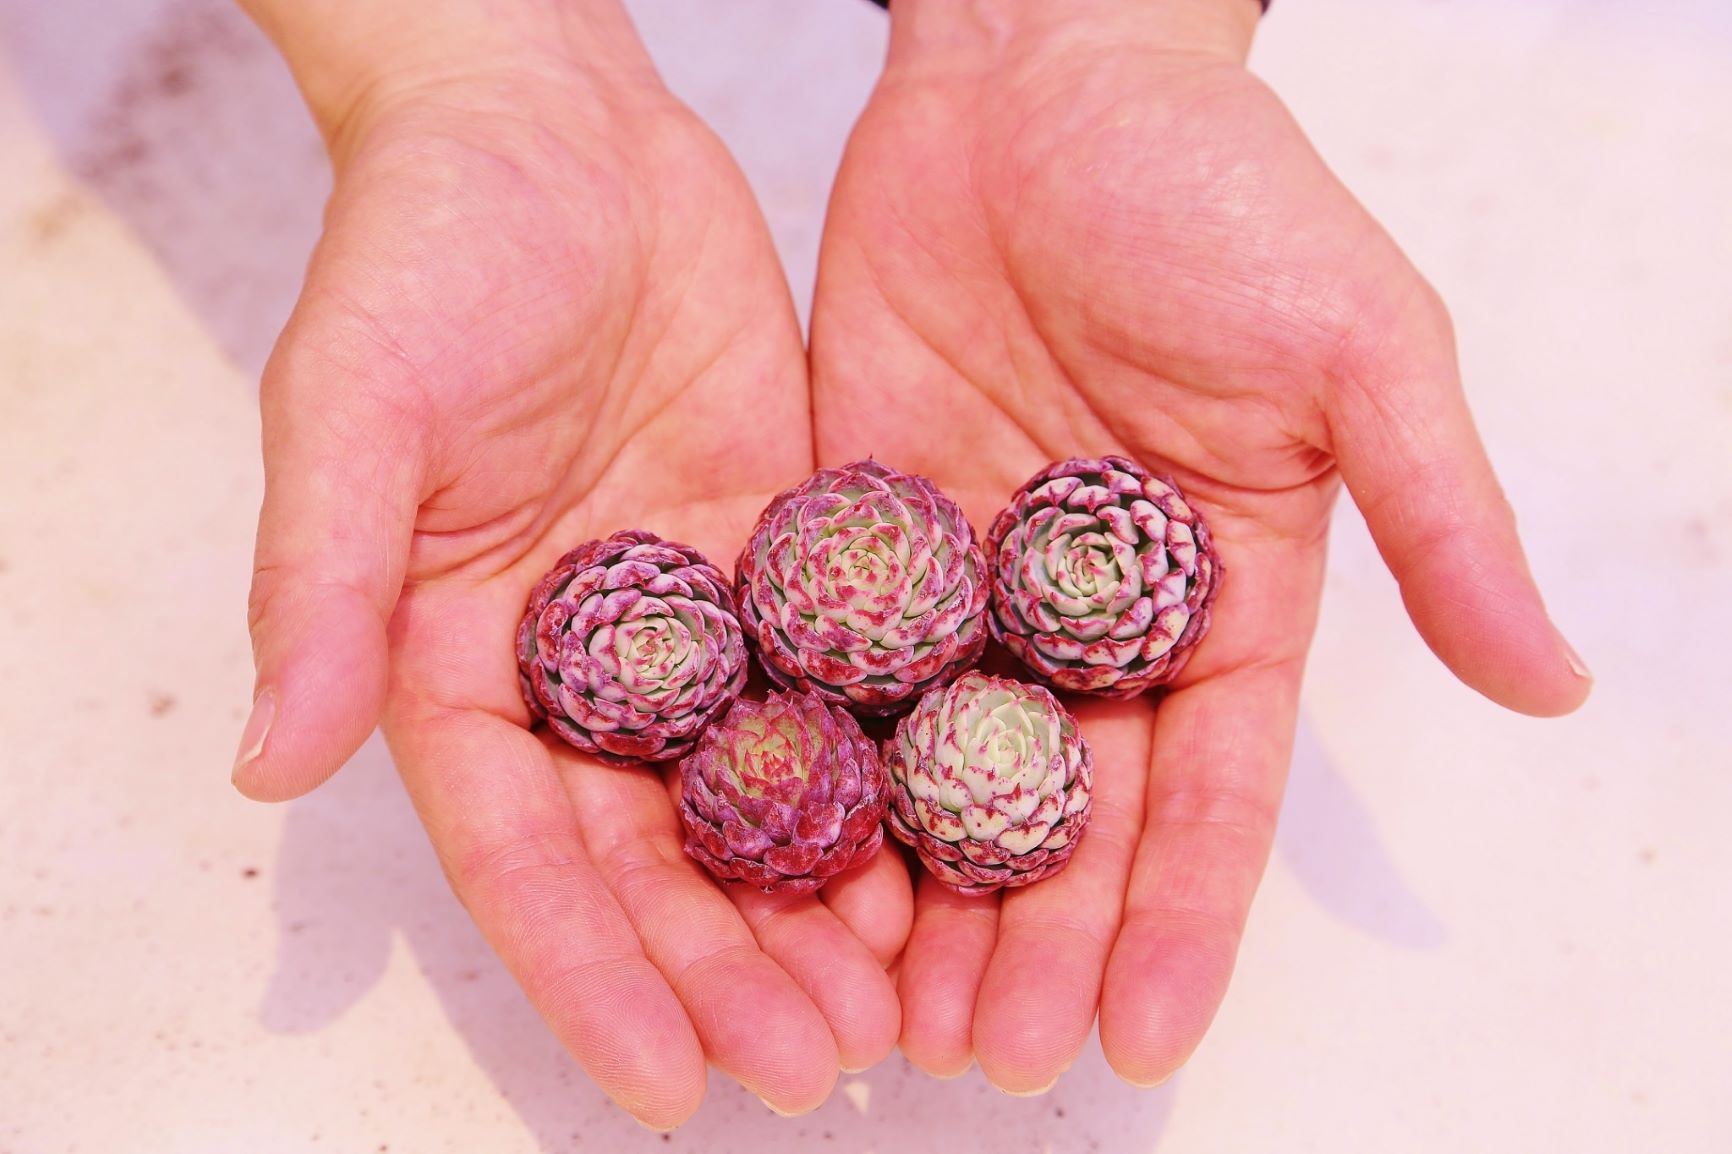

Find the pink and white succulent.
[
  {"left": 736, "top": 460, "right": 989, "bottom": 715},
  {"left": 986, "top": 456, "right": 1222, "bottom": 697},
  {"left": 680, "top": 691, "right": 887, "bottom": 893},
  {"left": 884, "top": 671, "right": 1093, "bottom": 895},
  {"left": 516, "top": 530, "right": 747, "bottom": 763}
]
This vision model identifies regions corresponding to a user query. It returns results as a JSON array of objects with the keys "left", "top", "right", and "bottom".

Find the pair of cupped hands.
[{"left": 230, "top": 0, "right": 1588, "bottom": 1127}]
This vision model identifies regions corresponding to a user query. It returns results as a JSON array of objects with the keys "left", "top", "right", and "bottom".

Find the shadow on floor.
[
  {"left": 1277, "top": 716, "right": 1448, "bottom": 950},
  {"left": 0, "top": 0, "right": 324, "bottom": 379}
]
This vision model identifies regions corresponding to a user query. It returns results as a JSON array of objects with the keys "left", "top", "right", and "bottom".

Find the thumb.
[
  {"left": 1330, "top": 281, "right": 1591, "bottom": 718},
  {"left": 233, "top": 305, "right": 426, "bottom": 801}
]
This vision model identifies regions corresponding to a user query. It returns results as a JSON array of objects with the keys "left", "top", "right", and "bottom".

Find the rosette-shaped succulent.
[
  {"left": 517, "top": 530, "right": 747, "bottom": 763},
  {"left": 736, "top": 460, "right": 989, "bottom": 715},
  {"left": 679, "top": 692, "right": 888, "bottom": 894},
  {"left": 987, "top": 456, "right": 1222, "bottom": 697},
  {"left": 885, "top": 672, "right": 1093, "bottom": 895}
]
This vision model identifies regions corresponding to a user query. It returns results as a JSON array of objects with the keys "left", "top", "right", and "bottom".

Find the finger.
[
  {"left": 819, "top": 844, "right": 916, "bottom": 968},
  {"left": 384, "top": 707, "right": 707, "bottom": 1129},
  {"left": 972, "top": 697, "right": 1152, "bottom": 1095},
  {"left": 234, "top": 293, "right": 426, "bottom": 801},
  {"left": 1098, "top": 526, "right": 1315, "bottom": 1087},
  {"left": 896, "top": 878, "right": 1000, "bottom": 1078},
  {"left": 1330, "top": 280, "right": 1590, "bottom": 717},
  {"left": 574, "top": 759, "right": 841, "bottom": 1114},
  {"left": 1099, "top": 660, "right": 1300, "bottom": 1087},
  {"left": 732, "top": 887, "right": 901, "bottom": 1072}
]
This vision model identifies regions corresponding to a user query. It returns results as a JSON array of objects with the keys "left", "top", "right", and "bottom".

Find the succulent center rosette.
[
  {"left": 736, "top": 460, "right": 989, "bottom": 715},
  {"left": 680, "top": 692, "right": 887, "bottom": 894},
  {"left": 516, "top": 530, "right": 747, "bottom": 763},
  {"left": 885, "top": 671, "right": 1093, "bottom": 894},
  {"left": 987, "top": 456, "right": 1222, "bottom": 697}
]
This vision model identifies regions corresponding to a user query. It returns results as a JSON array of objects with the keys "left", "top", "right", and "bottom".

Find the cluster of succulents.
[{"left": 515, "top": 458, "right": 1221, "bottom": 896}]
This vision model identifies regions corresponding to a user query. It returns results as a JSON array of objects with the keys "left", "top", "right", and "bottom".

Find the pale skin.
[{"left": 232, "top": 0, "right": 1590, "bottom": 1126}]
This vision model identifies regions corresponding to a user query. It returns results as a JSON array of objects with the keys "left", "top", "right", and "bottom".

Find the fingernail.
[
  {"left": 1563, "top": 641, "right": 1593, "bottom": 681},
  {"left": 999, "top": 1076, "right": 1059, "bottom": 1098},
  {"left": 1123, "top": 1071, "right": 1175, "bottom": 1089},
  {"left": 232, "top": 686, "right": 275, "bottom": 782},
  {"left": 756, "top": 1095, "right": 802, "bottom": 1118}
]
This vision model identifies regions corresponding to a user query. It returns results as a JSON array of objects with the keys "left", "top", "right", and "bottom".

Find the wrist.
[
  {"left": 238, "top": 0, "right": 662, "bottom": 151},
  {"left": 885, "top": 0, "right": 1260, "bottom": 73}
]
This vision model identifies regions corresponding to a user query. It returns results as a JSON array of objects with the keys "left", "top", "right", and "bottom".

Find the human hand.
[
  {"left": 232, "top": 0, "right": 908, "bottom": 1124},
  {"left": 811, "top": 0, "right": 1589, "bottom": 1092}
]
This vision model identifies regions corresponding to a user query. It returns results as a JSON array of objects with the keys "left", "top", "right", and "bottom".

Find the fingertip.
[
  {"left": 1103, "top": 1044, "right": 1188, "bottom": 1091},
  {"left": 229, "top": 685, "right": 282, "bottom": 799},
  {"left": 235, "top": 584, "right": 389, "bottom": 800},
  {"left": 896, "top": 888, "right": 997, "bottom": 1079},
  {"left": 978, "top": 1053, "right": 1070, "bottom": 1097},
  {"left": 1515, "top": 661, "right": 1593, "bottom": 718},
  {"left": 897, "top": 963, "right": 976, "bottom": 1078},
  {"left": 995, "top": 1075, "right": 1060, "bottom": 1098},
  {"left": 229, "top": 672, "right": 385, "bottom": 801},
  {"left": 698, "top": 953, "right": 840, "bottom": 1115},
  {"left": 749, "top": 1027, "right": 839, "bottom": 1116},
  {"left": 972, "top": 957, "right": 1092, "bottom": 1094},
  {"left": 1531, "top": 633, "right": 1593, "bottom": 716},
  {"left": 1407, "top": 574, "right": 1593, "bottom": 718},
  {"left": 626, "top": 1073, "right": 705, "bottom": 1133},
  {"left": 819, "top": 846, "right": 915, "bottom": 967},
  {"left": 732, "top": 889, "right": 901, "bottom": 1073},
  {"left": 562, "top": 959, "right": 709, "bottom": 1131},
  {"left": 1099, "top": 921, "right": 1234, "bottom": 1088},
  {"left": 900, "top": 1034, "right": 976, "bottom": 1081},
  {"left": 619, "top": 1053, "right": 707, "bottom": 1133},
  {"left": 830, "top": 965, "right": 900, "bottom": 1073},
  {"left": 971, "top": 903, "right": 1121, "bottom": 1095},
  {"left": 858, "top": 1002, "right": 901, "bottom": 1073}
]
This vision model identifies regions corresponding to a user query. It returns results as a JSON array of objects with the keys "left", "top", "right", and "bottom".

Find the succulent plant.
[
  {"left": 736, "top": 460, "right": 989, "bottom": 716},
  {"left": 987, "top": 456, "right": 1222, "bottom": 698},
  {"left": 680, "top": 691, "right": 888, "bottom": 894},
  {"left": 516, "top": 530, "right": 747, "bottom": 763},
  {"left": 884, "top": 671, "right": 1093, "bottom": 895}
]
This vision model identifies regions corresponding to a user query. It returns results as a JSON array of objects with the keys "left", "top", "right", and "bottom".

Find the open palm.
[
  {"left": 234, "top": 69, "right": 908, "bottom": 1125},
  {"left": 811, "top": 31, "right": 1588, "bottom": 1090}
]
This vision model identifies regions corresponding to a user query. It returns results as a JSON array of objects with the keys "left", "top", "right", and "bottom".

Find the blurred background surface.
[{"left": 1, "top": 0, "right": 1728, "bottom": 1150}]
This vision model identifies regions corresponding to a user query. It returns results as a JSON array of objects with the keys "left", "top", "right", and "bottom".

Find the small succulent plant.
[
  {"left": 987, "top": 456, "right": 1221, "bottom": 697},
  {"left": 680, "top": 691, "right": 888, "bottom": 893},
  {"left": 884, "top": 671, "right": 1093, "bottom": 895},
  {"left": 736, "top": 460, "right": 989, "bottom": 715},
  {"left": 516, "top": 531, "right": 747, "bottom": 763}
]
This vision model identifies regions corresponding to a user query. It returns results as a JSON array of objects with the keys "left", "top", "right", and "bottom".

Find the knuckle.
[
  {"left": 1148, "top": 783, "right": 1278, "bottom": 846},
  {"left": 245, "top": 560, "right": 294, "bottom": 640},
  {"left": 447, "top": 826, "right": 585, "bottom": 901}
]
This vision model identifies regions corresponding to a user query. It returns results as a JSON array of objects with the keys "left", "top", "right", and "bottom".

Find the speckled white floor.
[{"left": 2, "top": 1, "right": 1728, "bottom": 1151}]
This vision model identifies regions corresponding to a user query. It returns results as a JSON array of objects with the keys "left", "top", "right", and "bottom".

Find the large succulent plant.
[
  {"left": 884, "top": 671, "right": 1093, "bottom": 895},
  {"left": 680, "top": 691, "right": 887, "bottom": 893},
  {"left": 987, "top": 456, "right": 1222, "bottom": 697},
  {"left": 516, "top": 530, "right": 747, "bottom": 763},
  {"left": 736, "top": 460, "right": 989, "bottom": 715}
]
